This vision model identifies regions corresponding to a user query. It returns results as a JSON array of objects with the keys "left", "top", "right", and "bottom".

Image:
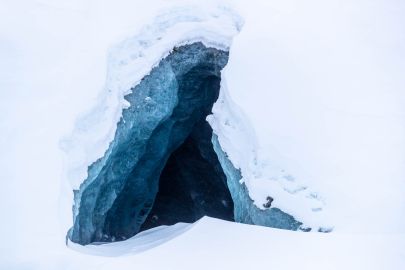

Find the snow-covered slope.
[
  {"left": 225, "top": 0, "right": 405, "bottom": 233},
  {"left": 4, "top": 217, "right": 405, "bottom": 270},
  {"left": 1, "top": 0, "right": 404, "bottom": 269}
]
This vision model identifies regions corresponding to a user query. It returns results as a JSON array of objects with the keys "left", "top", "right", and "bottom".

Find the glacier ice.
[
  {"left": 69, "top": 42, "right": 303, "bottom": 245},
  {"left": 212, "top": 134, "right": 302, "bottom": 230},
  {"left": 69, "top": 42, "right": 231, "bottom": 245}
]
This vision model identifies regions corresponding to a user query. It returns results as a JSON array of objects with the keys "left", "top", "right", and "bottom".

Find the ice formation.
[
  {"left": 69, "top": 43, "right": 233, "bottom": 244},
  {"left": 69, "top": 42, "right": 303, "bottom": 245},
  {"left": 212, "top": 134, "right": 302, "bottom": 230},
  {"left": 3, "top": 0, "right": 405, "bottom": 268},
  {"left": 64, "top": 3, "right": 330, "bottom": 246}
]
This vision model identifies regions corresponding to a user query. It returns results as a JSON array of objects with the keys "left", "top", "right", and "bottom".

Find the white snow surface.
[
  {"left": 224, "top": 0, "right": 405, "bottom": 233},
  {"left": 1, "top": 0, "right": 405, "bottom": 269},
  {"left": 11, "top": 217, "right": 405, "bottom": 270}
]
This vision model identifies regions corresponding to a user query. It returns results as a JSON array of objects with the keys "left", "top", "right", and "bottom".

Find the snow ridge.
[{"left": 208, "top": 78, "right": 332, "bottom": 231}]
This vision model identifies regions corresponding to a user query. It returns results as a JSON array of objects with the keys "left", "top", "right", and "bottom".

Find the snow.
[
  {"left": 208, "top": 77, "right": 330, "bottom": 230},
  {"left": 1, "top": 0, "right": 405, "bottom": 268},
  {"left": 4, "top": 217, "right": 405, "bottom": 270},
  {"left": 69, "top": 222, "right": 194, "bottom": 256},
  {"left": 223, "top": 0, "right": 405, "bottom": 233}
]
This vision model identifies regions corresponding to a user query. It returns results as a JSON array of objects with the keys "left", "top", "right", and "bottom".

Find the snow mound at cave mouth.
[{"left": 69, "top": 221, "right": 195, "bottom": 256}]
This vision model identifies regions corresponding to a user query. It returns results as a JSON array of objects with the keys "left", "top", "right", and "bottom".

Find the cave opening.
[
  {"left": 69, "top": 42, "right": 234, "bottom": 245},
  {"left": 141, "top": 120, "right": 234, "bottom": 231}
]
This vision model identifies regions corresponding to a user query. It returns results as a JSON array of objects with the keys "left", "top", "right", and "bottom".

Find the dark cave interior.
[{"left": 141, "top": 120, "right": 234, "bottom": 232}]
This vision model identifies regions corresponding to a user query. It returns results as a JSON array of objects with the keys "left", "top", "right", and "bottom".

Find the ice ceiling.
[{"left": 69, "top": 42, "right": 301, "bottom": 245}]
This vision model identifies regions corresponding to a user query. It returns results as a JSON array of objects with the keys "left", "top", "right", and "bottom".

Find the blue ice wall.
[
  {"left": 69, "top": 42, "right": 304, "bottom": 246},
  {"left": 212, "top": 134, "right": 302, "bottom": 230},
  {"left": 69, "top": 43, "right": 229, "bottom": 245}
]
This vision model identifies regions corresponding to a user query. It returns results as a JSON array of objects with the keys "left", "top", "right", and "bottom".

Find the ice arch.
[
  {"left": 68, "top": 42, "right": 302, "bottom": 245},
  {"left": 69, "top": 43, "right": 232, "bottom": 244}
]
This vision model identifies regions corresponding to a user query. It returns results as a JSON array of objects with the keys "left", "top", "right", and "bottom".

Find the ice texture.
[
  {"left": 212, "top": 134, "right": 302, "bottom": 230},
  {"left": 69, "top": 42, "right": 229, "bottom": 245},
  {"left": 69, "top": 40, "right": 304, "bottom": 246}
]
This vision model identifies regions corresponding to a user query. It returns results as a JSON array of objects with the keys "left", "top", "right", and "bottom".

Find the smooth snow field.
[
  {"left": 5, "top": 217, "right": 405, "bottom": 270},
  {"left": 1, "top": 0, "right": 404, "bottom": 269}
]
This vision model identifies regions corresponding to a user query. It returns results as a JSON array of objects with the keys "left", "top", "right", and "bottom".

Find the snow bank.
[
  {"left": 12, "top": 217, "right": 405, "bottom": 270},
  {"left": 224, "top": 0, "right": 405, "bottom": 233},
  {"left": 208, "top": 78, "right": 330, "bottom": 231}
]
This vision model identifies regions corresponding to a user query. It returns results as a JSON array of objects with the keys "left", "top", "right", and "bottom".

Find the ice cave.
[{"left": 69, "top": 42, "right": 301, "bottom": 245}]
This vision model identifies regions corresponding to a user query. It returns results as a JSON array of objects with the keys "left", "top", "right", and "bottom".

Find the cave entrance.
[
  {"left": 69, "top": 43, "right": 234, "bottom": 245},
  {"left": 141, "top": 120, "right": 234, "bottom": 231}
]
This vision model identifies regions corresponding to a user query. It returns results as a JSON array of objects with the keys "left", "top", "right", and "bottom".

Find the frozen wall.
[{"left": 69, "top": 43, "right": 230, "bottom": 244}]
